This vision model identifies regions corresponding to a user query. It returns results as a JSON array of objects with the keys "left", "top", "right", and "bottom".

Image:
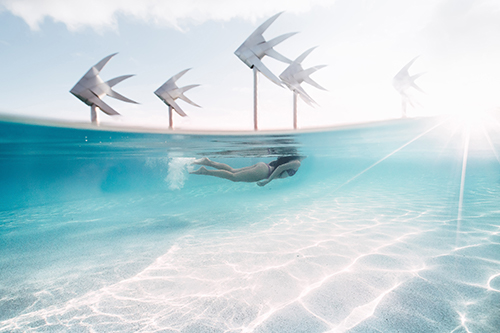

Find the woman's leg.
[
  {"left": 194, "top": 158, "right": 262, "bottom": 173},
  {"left": 193, "top": 157, "right": 235, "bottom": 172},
  {"left": 190, "top": 166, "right": 237, "bottom": 181},
  {"left": 190, "top": 163, "right": 268, "bottom": 182}
]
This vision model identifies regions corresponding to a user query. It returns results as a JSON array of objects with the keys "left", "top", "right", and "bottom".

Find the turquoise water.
[{"left": 0, "top": 116, "right": 499, "bottom": 332}]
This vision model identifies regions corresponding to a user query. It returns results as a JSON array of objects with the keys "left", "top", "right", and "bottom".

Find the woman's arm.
[{"left": 257, "top": 160, "right": 300, "bottom": 187}]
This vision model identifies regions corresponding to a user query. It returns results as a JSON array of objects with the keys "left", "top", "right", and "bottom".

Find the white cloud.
[{"left": 0, "top": 0, "right": 333, "bottom": 31}]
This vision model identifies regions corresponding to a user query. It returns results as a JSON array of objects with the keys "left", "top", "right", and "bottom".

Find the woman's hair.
[{"left": 269, "top": 156, "right": 303, "bottom": 177}]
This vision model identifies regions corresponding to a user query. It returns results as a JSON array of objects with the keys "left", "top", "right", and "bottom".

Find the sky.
[{"left": 0, "top": 0, "right": 500, "bottom": 131}]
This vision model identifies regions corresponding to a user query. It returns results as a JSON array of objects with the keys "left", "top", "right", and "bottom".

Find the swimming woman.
[{"left": 189, "top": 156, "right": 303, "bottom": 186}]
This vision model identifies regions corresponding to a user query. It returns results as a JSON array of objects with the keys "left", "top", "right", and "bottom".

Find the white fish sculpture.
[
  {"left": 154, "top": 68, "right": 201, "bottom": 129},
  {"left": 70, "top": 53, "right": 138, "bottom": 125},
  {"left": 234, "top": 12, "right": 296, "bottom": 130},
  {"left": 393, "top": 56, "right": 424, "bottom": 117},
  {"left": 280, "top": 47, "right": 326, "bottom": 128}
]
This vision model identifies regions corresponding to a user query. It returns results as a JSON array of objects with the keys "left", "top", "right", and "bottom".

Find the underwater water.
[{"left": 0, "top": 115, "right": 499, "bottom": 332}]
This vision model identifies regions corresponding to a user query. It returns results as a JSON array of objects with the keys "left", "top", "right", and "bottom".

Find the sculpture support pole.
[
  {"left": 293, "top": 91, "right": 298, "bottom": 129},
  {"left": 401, "top": 99, "right": 407, "bottom": 118},
  {"left": 253, "top": 67, "right": 258, "bottom": 131},
  {"left": 91, "top": 104, "right": 99, "bottom": 125},
  {"left": 169, "top": 105, "right": 173, "bottom": 129}
]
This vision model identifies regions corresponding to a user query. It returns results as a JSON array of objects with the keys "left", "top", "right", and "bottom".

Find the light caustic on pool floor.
[{"left": 2, "top": 184, "right": 499, "bottom": 332}]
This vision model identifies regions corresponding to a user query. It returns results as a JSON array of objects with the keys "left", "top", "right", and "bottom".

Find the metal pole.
[
  {"left": 293, "top": 91, "right": 298, "bottom": 129},
  {"left": 169, "top": 105, "right": 173, "bottom": 129},
  {"left": 402, "top": 99, "right": 407, "bottom": 118},
  {"left": 91, "top": 104, "right": 99, "bottom": 125},
  {"left": 253, "top": 67, "right": 258, "bottom": 131}
]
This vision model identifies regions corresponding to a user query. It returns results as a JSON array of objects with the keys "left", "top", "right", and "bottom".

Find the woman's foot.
[
  {"left": 189, "top": 166, "right": 208, "bottom": 175},
  {"left": 192, "top": 157, "right": 210, "bottom": 165}
]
